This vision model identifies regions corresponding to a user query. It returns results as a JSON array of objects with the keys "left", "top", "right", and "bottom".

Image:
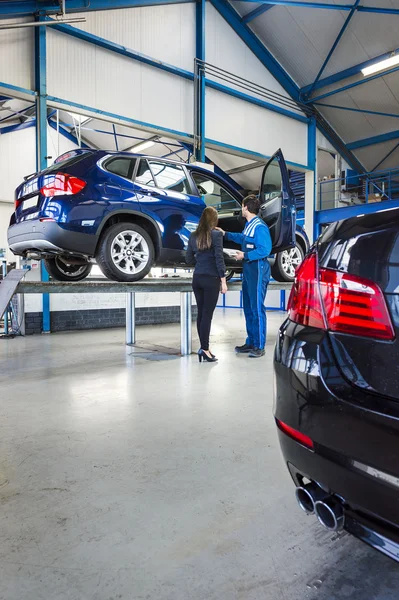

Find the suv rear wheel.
[
  {"left": 44, "top": 257, "right": 92, "bottom": 281},
  {"left": 96, "top": 222, "right": 154, "bottom": 282}
]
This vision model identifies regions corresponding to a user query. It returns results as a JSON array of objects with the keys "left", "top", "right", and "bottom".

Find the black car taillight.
[
  {"left": 288, "top": 252, "right": 395, "bottom": 341},
  {"left": 40, "top": 173, "right": 86, "bottom": 197}
]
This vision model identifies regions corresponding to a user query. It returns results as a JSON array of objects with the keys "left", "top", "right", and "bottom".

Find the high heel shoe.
[
  {"left": 198, "top": 349, "right": 218, "bottom": 363},
  {"left": 198, "top": 348, "right": 216, "bottom": 359}
]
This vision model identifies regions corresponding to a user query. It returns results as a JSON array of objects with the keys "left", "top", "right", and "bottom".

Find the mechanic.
[{"left": 217, "top": 195, "right": 272, "bottom": 358}]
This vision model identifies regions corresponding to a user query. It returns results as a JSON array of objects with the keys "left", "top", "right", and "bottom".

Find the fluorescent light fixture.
[
  {"left": 362, "top": 54, "right": 399, "bottom": 77},
  {"left": 127, "top": 139, "right": 157, "bottom": 153}
]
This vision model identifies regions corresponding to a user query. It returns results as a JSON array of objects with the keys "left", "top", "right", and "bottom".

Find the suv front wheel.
[{"left": 96, "top": 222, "right": 154, "bottom": 282}]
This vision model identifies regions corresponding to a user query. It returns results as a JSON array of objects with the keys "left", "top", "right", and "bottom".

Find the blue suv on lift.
[{"left": 8, "top": 148, "right": 303, "bottom": 282}]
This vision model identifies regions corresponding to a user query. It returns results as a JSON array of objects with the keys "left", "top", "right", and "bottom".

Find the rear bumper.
[
  {"left": 278, "top": 430, "right": 399, "bottom": 561},
  {"left": 8, "top": 220, "right": 97, "bottom": 257}
]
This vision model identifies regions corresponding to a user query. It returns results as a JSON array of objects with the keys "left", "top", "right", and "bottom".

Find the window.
[
  {"left": 148, "top": 161, "right": 190, "bottom": 194},
  {"left": 262, "top": 161, "right": 282, "bottom": 201},
  {"left": 135, "top": 160, "right": 155, "bottom": 187},
  {"left": 105, "top": 157, "right": 133, "bottom": 179},
  {"left": 191, "top": 173, "right": 241, "bottom": 213}
]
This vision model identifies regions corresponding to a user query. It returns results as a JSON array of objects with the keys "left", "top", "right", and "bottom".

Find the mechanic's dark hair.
[
  {"left": 243, "top": 194, "right": 261, "bottom": 215},
  {"left": 195, "top": 206, "right": 218, "bottom": 250}
]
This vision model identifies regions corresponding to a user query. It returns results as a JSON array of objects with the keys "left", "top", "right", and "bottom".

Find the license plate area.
[{"left": 22, "top": 196, "right": 39, "bottom": 211}]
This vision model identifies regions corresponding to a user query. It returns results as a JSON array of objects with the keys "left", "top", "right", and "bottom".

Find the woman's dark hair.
[
  {"left": 195, "top": 206, "right": 219, "bottom": 250},
  {"left": 243, "top": 194, "right": 261, "bottom": 215}
]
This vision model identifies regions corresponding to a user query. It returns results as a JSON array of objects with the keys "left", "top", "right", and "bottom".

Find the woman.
[{"left": 186, "top": 206, "right": 228, "bottom": 363}]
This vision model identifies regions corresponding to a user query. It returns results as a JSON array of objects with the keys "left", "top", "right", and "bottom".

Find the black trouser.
[{"left": 192, "top": 274, "right": 220, "bottom": 351}]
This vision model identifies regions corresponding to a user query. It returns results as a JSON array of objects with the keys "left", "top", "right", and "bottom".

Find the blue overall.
[{"left": 225, "top": 217, "right": 272, "bottom": 350}]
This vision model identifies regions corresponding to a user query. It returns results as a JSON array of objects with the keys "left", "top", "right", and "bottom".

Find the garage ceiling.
[{"left": 230, "top": 0, "right": 399, "bottom": 172}]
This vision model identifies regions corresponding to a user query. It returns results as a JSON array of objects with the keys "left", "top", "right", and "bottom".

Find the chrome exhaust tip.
[
  {"left": 315, "top": 498, "right": 344, "bottom": 531},
  {"left": 295, "top": 482, "right": 329, "bottom": 514}
]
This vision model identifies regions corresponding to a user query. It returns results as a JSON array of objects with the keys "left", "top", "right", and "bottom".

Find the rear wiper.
[{"left": 23, "top": 172, "right": 38, "bottom": 182}]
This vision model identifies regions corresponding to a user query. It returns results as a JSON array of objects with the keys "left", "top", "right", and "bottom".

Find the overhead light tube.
[{"left": 362, "top": 54, "right": 399, "bottom": 77}]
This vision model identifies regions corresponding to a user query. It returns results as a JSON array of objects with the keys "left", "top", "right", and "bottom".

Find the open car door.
[{"left": 259, "top": 149, "right": 296, "bottom": 253}]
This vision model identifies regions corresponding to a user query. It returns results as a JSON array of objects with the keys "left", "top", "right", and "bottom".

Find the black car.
[{"left": 274, "top": 207, "right": 399, "bottom": 561}]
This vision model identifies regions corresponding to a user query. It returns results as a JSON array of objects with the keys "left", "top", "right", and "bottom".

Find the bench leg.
[
  {"left": 180, "top": 291, "right": 192, "bottom": 356},
  {"left": 126, "top": 292, "right": 136, "bottom": 346}
]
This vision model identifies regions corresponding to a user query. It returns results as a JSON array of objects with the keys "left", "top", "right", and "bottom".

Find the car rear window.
[{"left": 39, "top": 152, "right": 93, "bottom": 176}]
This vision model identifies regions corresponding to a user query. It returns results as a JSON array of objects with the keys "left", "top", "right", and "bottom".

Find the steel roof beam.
[
  {"left": 301, "top": 47, "right": 399, "bottom": 95},
  {"left": 234, "top": 0, "right": 399, "bottom": 13},
  {"left": 306, "top": 0, "right": 360, "bottom": 99},
  {"left": 372, "top": 142, "right": 399, "bottom": 171},
  {"left": 314, "top": 102, "right": 399, "bottom": 119},
  {"left": 242, "top": 5, "right": 274, "bottom": 23},
  {"left": 347, "top": 130, "right": 399, "bottom": 150},
  {"left": 308, "top": 64, "right": 399, "bottom": 103}
]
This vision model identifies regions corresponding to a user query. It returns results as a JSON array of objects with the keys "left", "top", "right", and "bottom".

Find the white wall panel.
[
  {"left": 0, "top": 127, "right": 36, "bottom": 203},
  {"left": 0, "top": 20, "right": 34, "bottom": 90},
  {"left": 0, "top": 202, "right": 15, "bottom": 261},
  {"left": 206, "top": 88, "right": 307, "bottom": 167},
  {"left": 47, "top": 31, "right": 193, "bottom": 135},
  {"left": 72, "top": 4, "right": 195, "bottom": 72}
]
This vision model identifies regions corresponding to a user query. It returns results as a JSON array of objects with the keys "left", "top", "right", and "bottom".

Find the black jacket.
[{"left": 186, "top": 230, "right": 226, "bottom": 279}]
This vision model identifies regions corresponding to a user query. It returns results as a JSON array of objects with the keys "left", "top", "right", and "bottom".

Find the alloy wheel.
[
  {"left": 110, "top": 230, "right": 150, "bottom": 275},
  {"left": 280, "top": 246, "right": 302, "bottom": 279}
]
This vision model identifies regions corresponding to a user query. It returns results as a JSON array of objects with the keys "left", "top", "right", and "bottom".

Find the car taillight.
[
  {"left": 276, "top": 419, "right": 314, "bottom": 449},
  {"left": 287, "top": 253, "right": 325, "bottom": 329},
  {"left": 288, "top": 253, "right": 395, "bottom": 341},
  {"left": 40, "top": 173, "right": 86, "bottom": 197}
]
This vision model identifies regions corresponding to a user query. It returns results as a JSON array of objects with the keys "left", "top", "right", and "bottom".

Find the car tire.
[
  {"left": 44, "top": 257, "right": 92, "bottom": 282},
  {"left": 96, "top": 222, "right": 154, "bottom": 282},
  {"left": 225, "top": 269, "right": 235, "bottom": 282},
  {"left": 271, "top": 242, "right": 304, "bottom": 282}
]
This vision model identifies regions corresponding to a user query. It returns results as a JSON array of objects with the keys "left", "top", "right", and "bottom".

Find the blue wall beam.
[
  {"left": 372, "top": 142, "right": 399, "bottom": 171},
  {"left": 48, "top": 20, "right": 194, "bottom": 81},
  {"left": 46, "top": 95, "right": 193, "bottom": 141},
  {"left": 315, "top": 199, "right": 399, "bottom": 224},
  {"left": 195, "top": 0, "right": 206, "bottom": 162},
  {"left": 34, "top": 17, "right": 50, "bottom": 333},
  {"left": 308, "top": 64, "right": 399, "bottom": 103},
  {"left": 314, "top": 102, "right": 399, "bottom": 119},
  {"left": 306, "top": 0, "right": 360, "bottom": 99},
  {"left": 0, "top": 0, "right": 193, "bottom": 18},
  {"left": 242, "top": 5, "right": 274, "bottom": 23},
  {"left": 301, "top": 46, "right": 399, "bottom": 95},
  {"left": 347, "top": 130, "right": 399, "bottom": 150}
]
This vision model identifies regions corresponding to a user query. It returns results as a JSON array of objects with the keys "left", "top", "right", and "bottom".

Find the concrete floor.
[{"left": 1, "top": 310, "right": 398, "bottom": 600}]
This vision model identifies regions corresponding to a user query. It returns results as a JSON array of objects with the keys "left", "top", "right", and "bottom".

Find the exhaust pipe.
[
  {"left": 295, "top": 482, "right": 329, "bottom": 514},
  {"left": 315, "top": 497, "right": 344, "bottom": 531}
]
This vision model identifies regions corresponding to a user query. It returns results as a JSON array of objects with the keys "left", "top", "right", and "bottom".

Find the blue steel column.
[
  {"left": 35, "top": 17, "right": 50, "bottom": 333},
  {"left": 307, "top": 116, "right": 318, "bottom": 241},
  {"left": 195, "top": 0, "right": 206, "bottom": 162}
]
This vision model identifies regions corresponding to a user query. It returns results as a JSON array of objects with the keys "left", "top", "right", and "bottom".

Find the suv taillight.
[
  {"left": 288, "top": 252, "right": 395, "bottom": 341},
  {"left": 40, "top": 173, "right": 86, "bottom": 197}
]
